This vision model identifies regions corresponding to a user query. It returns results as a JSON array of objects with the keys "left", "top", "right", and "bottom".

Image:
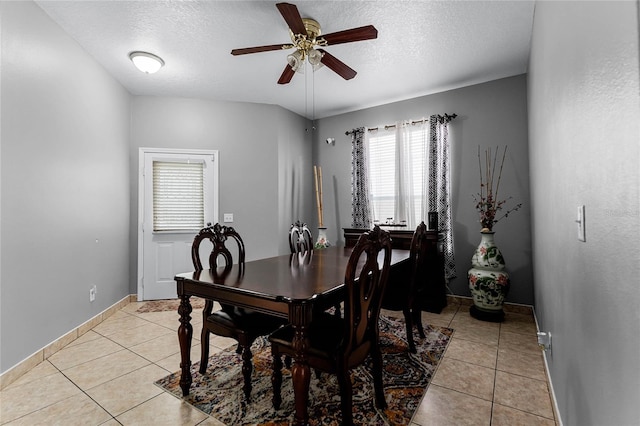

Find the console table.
[{"left": 343, "top": 227, "right": 447, "bottom": 313}]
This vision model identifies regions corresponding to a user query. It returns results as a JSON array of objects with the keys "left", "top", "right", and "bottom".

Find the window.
[
  {"left": 152, "top": 160, "right": 205, "bottom": 231},
  {"left": 368, "top": 123, "right": 430, "bottom": 228},
  {"left": 351, "top": 117, "right": 456, "bottom": 279}
]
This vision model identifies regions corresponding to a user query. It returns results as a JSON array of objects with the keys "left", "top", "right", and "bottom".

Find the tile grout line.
[{"left": 489, "top": 321, "right": 503, "bottom": 425}]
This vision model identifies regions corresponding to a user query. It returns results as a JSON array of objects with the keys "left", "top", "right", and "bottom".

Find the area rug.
[
  {"left": 136, "top": 298, "right": 205, "bottom": 313},
  {"left": 155, "top": 315, "right": 453, "bottom": 425}
]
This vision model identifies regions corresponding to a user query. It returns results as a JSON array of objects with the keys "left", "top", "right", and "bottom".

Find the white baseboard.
[{"left": 533, "top": 310, "right": 563, "bottom": 426}]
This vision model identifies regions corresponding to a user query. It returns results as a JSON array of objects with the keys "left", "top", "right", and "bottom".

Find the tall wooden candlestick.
[
  {"left": 313, "top": 165, "right": 329, "bottom": 248},
  {"left": 314, "top": 165, "right": 324, "bottom": 227}
]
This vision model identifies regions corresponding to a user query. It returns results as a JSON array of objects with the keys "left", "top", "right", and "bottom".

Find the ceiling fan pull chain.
[{"left": 312, "top": 68, "right": 316, "bottom": 129}]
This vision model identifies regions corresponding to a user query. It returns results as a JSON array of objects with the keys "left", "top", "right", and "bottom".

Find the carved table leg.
[
  {"left": 290, "top": 303, "right": 312, "bottom": 426},
  {"left": 178, "top": 294, "right": 193, "bottom": 396}
]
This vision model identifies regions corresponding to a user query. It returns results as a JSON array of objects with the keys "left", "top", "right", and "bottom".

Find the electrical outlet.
[
  {"left": 223, "top": 213, "right": 234, "bottom": 223},
  {"left": 537, "top": 331, "right": 552, "bottom": 352},
  {"left": 89, "top": 285, "right": 96, "bottom": 302}
]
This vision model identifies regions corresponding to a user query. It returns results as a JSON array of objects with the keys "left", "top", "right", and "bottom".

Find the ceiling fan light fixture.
[
  {"left": 287, "top": 50, "right": 305, "bottom": 73},
  {"left": 307, "top": 49, "right": 324, "bottom": 71},
  {"left": 129, "top": 51, "right": 164, "bottom": 74},
  {"left": 307, "top": 49, "right": 322, "bottom": 65}
]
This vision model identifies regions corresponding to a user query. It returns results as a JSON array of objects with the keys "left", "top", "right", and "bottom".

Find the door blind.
[{"left": 153, "top": 160, "right": 204, "bottom": 231}]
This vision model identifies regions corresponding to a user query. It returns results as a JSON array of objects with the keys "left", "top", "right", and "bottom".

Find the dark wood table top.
[{"left": 175, "top": 245, "right": 410, "bottom": 304}]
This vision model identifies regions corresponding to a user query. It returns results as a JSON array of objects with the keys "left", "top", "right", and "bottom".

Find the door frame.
[{"left": 137, "top": 147, "right": 219, "bottom": 301}]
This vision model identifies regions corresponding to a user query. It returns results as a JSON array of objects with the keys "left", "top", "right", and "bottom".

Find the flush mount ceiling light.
[{"left": 129, "top": 51, "right": 164, "bottom": 74}]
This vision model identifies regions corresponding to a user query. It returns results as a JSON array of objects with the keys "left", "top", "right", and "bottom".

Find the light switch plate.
[{"left": 223, "top": 213, "right": 233, "bottom": 223}]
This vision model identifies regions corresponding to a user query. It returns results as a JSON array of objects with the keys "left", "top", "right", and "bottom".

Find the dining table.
[{"left": 174, "top": 245, "right": 410, "bottom": 426}]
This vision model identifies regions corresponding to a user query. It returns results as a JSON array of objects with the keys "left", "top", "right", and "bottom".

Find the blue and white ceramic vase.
[{"left": 468, "top": 231, "right": 510, "bottom": 322}]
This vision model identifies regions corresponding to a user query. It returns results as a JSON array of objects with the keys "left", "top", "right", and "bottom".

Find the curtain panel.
[
  {"left": 395, "top": 122, "right": 416, "bottom": 229},
  {"left": 350, "top": 127, "right": 372, "bottom": 228},
  {"left": 427, "top": 115, "right": 456, "bottom": 279}
]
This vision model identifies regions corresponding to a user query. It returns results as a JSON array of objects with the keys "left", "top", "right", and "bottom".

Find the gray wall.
[
  {"left": 277, "top": 113, "right": 316, "bottom": 254},
  {"left": 0, "top": 1, "right": 313, "bottom": 375},
  {"left": 313, "top": 75, "right": 533, "bottom": 305},
  {"left": 1, "top": 1, "right": 131, "bottom": 372},
  {"left": 129, "top": 97, "right": 313, "bottom": 295},
  {"left": 528, "top": 1, "right": 640, "bottom": 425}
]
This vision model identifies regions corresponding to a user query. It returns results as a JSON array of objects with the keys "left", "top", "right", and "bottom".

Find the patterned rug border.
[
  {"left": 136, "top": 298, "right": 205, "bottom": 313},
  {"left": 155, "top": 315, "right": 453, "bottom": 425}
]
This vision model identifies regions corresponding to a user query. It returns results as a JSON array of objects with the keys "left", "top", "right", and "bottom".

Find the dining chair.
[
  {"left": 288, "top": 220, "right": 314, "bottom": 253},
  {"left": 380, "top": 221, "right": 429, "bottom": 353},
  {"left": 192, "top": 223, "right": 287, "bottom": 400},
  {"left": 289, "top": 220, "right": 341, "bottom": 318},
  {"left": 269, "top": 225, "right": 392, "bottom": 426}
]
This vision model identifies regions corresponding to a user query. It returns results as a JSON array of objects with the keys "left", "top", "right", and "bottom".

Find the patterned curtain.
[
  {"left": 426, "top": 115, "right": 456, "bottom": 279},
  {"left": 349, "top": 127, "right": 372, "bottom": 228}
]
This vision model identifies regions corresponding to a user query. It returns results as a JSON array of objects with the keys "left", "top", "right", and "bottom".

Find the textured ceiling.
[{"left": 35, "top": 1, "right": 535, "bottom": 119}]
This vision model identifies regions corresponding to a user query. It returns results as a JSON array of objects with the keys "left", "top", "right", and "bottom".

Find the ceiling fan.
[{"left": 230, "top": 2, "right": 378, "bottom": 84}]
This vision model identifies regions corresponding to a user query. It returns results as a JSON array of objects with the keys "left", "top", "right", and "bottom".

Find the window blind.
[
  {"left": 368, "top": 126, "right": 428, "bottom": 225},
  {"left": 368, "top": 132, "right": 396, "bottom": 222},
  {"left": 153, "top": 160, "right": 204, "bottom": 231},
  {"left": 408, "top": 129, "right": 427, "bottom": 221}
]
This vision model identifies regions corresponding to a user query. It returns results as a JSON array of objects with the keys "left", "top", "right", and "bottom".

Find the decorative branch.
[{"left": 473, "top": 145, "right": 522, "bottom": 231}]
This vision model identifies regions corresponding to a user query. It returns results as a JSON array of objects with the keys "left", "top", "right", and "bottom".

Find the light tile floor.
[{"left": 0, "top": 298, "right": 557, "bottom": 425}]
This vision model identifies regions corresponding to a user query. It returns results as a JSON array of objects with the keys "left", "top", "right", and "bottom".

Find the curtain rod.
[{"left": 345, "top": 113, "right": 457, "bottom": 135}]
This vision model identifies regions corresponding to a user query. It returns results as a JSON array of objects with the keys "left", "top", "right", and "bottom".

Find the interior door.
[{"left": 138, "top": 148, "right": 218, "bottom": 301}]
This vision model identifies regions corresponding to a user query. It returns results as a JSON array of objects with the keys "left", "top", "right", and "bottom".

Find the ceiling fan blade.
[
  {"left": 276, "top": 2, "right": 307, "bottom": 36},
  {"left": 278, "top": 64, "right": 296, "bottom": 84},
  {"left": 317, "top": 49, "right": 357, "bottom": 80},
  {"left": 231, "top": 44, "right": 292, "bottom": 56},
  {"left": 319, "top": 25, "right": 378, "bottom": 46}
]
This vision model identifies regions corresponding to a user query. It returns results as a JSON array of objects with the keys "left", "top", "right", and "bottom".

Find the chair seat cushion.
[
  {"left": 269, "top": 312, "right": 344, "bottom": 357},
  {"left": 207, "top": 309, "right": 287, "bottom": 336}
]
